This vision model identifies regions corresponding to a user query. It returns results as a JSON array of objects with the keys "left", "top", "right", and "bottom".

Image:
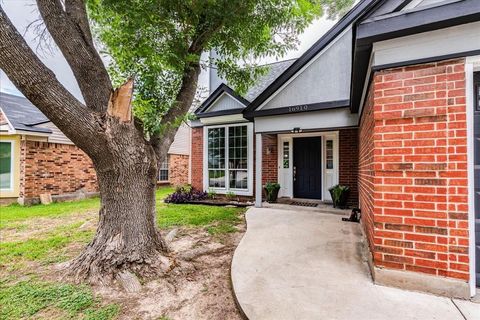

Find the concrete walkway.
[{"left": 231, "top": 207, "right": 480, "bottom": 320}]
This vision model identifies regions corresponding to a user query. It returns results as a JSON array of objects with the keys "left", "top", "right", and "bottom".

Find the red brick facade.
[
  {"left": 168, "top": 154, "right": 189, "bottom": 187},
  {"left": 262, "top": 134, "right": 278, "bottom": 185},
  {"left": 19, "top": 140, "right": 97, "bottom": 202},
  {"left": 339, "top": 128, "right": 359, "bottom": 207},
  {"left": 359, "top": 58, "right": 470, "bottom": 282},
  {"left": 191, "top": 127, "right": 204, "bottom": 191}
]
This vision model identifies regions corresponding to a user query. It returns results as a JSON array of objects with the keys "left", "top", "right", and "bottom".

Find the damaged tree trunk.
[{"left": 66, "top": 80, "right": 171, "bottom": 283}]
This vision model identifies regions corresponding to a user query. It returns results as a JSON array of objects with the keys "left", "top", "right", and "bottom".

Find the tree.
[{"left": 0, "top": 0, "right": 352, "bottom": 283}]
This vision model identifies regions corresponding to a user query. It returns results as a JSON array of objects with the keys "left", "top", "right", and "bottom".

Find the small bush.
[{"left": 165, "top": 186, "right": 207, "bottom": 204}]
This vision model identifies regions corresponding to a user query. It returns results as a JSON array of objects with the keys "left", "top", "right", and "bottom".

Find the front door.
[
  {"left": 474, "top": 72, "right": 480, "bottom": 287},
  {"left": 293, "top": 137, "right": 322, "bottom": 199}
]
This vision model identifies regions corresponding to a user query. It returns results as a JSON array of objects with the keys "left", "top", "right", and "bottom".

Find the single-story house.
[
  {"left": 192, "top": 0, "right": 480, "bottom": 298},
  {"left": 0, "top": 92, "right": 191, "bottom": 205}
]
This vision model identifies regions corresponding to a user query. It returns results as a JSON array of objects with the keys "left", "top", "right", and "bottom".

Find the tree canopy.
[{"left": 88, "top": 0, "right": 353, "bottom": 135}]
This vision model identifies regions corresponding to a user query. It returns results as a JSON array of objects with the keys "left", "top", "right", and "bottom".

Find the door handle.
[{"left": 293, "top": 166, "right": 296, "bottom": 182}]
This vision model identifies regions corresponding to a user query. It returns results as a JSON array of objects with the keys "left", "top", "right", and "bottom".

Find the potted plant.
[
  {"left": 328, "top": 184, "right": 350, "bottom": 209},
  {"left": 264, "top": 182, "right": 281, "bottom": 203}
]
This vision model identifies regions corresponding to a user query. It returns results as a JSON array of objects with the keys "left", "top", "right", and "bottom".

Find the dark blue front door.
[{"left": 293, "top": 137, "right": 322, "bottom": 199}]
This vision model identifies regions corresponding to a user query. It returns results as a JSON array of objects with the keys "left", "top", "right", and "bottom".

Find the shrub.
[{"left": 165, "top": 186, "right": 207, "bottom": 204}]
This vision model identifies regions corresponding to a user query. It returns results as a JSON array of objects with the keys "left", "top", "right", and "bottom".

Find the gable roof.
[
  {"left": 194, "top": 84, "right": 249, "bottom": 118},
  {"left": 244, "top": 0, "right": 379, "bottom": 115},
  {"left": 0, "top": 92, "right": 52, "bottom": 134},
  {"left": 195, "top": 59, "right": 296, "bottom": 118}
]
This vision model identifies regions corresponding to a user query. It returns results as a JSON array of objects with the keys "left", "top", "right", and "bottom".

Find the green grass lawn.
[{"left": 0, "top": 186, "right": 246, "bottom": 319}]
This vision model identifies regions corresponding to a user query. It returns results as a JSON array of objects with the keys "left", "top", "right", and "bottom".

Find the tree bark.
[{"left": 67, "top": 136, "right": 171, "bottom": 283}]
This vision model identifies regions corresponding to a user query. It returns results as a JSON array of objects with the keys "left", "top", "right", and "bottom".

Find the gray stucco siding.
[
  {"left": 259, "top": 28, "right": 352, "bottom": 111},
  {"left": 372, "top": 21, "right": 480, "bottom": 67},
  {"left": 254, "top": 107, "right": 358, "bottom": 133}
]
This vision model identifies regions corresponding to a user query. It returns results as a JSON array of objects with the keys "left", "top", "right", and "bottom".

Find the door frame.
[
  {"left": 277, "top": 131, "right": 339, "bottom": 201},
  {"left": 466, "top": 56, "right": 480, "bottom": 296}
]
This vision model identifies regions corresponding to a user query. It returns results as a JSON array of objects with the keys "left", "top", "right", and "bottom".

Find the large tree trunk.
[
  {"left": 67, "top": 153, "right": 170, "bottom": 283},
  {"left": 66, "top": 83, "right": 172, "bottom": 283}
]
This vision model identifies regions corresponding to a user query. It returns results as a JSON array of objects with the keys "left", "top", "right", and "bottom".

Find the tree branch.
[
  {"left": 0, "top": 6, "right": 105, "bottom": 155},
  {"left": 36, "top": 0, "right": 112, "bottom": 112},
  {"left": 152, "top": 61, "right": 201, "bottom": 163}
]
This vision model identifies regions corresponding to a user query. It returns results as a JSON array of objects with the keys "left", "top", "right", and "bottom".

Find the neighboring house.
[
  {"left": 0, "top": 92, "right": 191, "bottom": 204},
  {"left": 192, "top": 0, "right": 480, "bottom": 299},
  {"left": 158, "top": 122, "right": 192, "bottom": 186}
]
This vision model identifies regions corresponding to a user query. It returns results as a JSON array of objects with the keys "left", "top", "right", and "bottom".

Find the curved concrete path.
[{"left": 231, "top": 207, "right": 480, "bottom": 320}]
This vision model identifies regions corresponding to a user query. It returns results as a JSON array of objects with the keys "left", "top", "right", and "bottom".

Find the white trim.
[
  {"left": 256, "top": 26, "right": 352, "bottom": 111},
  {"left": 0, "top": 139, "right": 15, "bottom": 192},
  {"left": 203, "top": 123, "right": 254, "bottom": 196},
  {"left": 277, "top": 131, "right": 339, "bottom": 201},
  {"left": 466, "top": 55, "right": 480, "bottom": 297},
  {"left": 255, "top": 133, "right": 262, "bottom": 207},
  {"left": 200, "top": 114, "right": 248, "bottom": 125},
  {"left": 204, "top": 91, "right": 247, "bottom": 113}
]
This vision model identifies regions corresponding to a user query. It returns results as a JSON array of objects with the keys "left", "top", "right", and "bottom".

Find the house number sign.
[{"left": 288, "top": 105, "right": 309, "bottom": 113}]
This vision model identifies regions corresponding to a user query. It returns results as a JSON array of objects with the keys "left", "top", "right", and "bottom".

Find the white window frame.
[
  {"left": 158, "top": 158, "right": 169, "bottom": 182},
  {"left": 0, "top": 140, "right": 14, "bottom": 192},
  {"left": 203, "top": 123, "right": 254, "bottom": 196}
]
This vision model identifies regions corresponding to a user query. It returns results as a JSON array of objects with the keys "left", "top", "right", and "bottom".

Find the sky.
[{"left": 0, "top": 0, "right": 338, "bottom": 100}]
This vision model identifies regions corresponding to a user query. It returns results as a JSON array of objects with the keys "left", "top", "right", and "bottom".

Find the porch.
[{"left": 254, "top": 128, "right": 358, "bottom": 208}]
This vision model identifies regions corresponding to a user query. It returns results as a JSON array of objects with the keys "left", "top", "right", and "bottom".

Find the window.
[
  {"left": 326, "top": 140, "right": 334, "bottom": 169},
  {"left": 158, "top": 159, "right": 169, "bottom": 182},
  {"left": 228, "top": 126, "right": 248, "bottom": 189},
  {"left": 283, "top": 141, "right": 290, "bottom": 169},
  {"left": 206, "top": 124, "right": 252, "bottom": 194},
  {"left": 0, "top": 141, "right": 13, "bottom": 190},
  {"left": 208, "top": 127, "right": 226, "bottom": 188}
]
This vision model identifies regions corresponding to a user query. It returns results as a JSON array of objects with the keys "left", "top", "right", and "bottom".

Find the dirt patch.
[
  {"left": 91, "top": 226, "right": 246, "bottom": 320},
  {"left": 1, "top": 210, "right": 98, "bottom": 242}
]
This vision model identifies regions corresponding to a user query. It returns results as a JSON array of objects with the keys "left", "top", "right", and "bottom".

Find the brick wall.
[
  {"left": 20, "top": 140, "right": 97, "bottom": 201},
  {"left": 262, "top": 134, "right": 278, "bottom": 185},
  {"left": 359, "top": 87, "right": 378, "bottom": 255},
  {"left": 191, "top": 127, "right": 203, "bottom": 190},
  {"left": 339, "top": 128, "right": 359, "bottom": 207},
  {"left": 359, "top": 58, "right": 470, "bottom": 282},
  {"left": 168, "top": 154, "right": 189, "bottom": 187}
]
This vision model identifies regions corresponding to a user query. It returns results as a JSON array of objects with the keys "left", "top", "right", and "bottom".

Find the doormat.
[{"left": 290, "top": 201, "right": 318, "bottom": 207}]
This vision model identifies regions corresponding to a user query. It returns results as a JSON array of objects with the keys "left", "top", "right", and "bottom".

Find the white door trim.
[
  {"left": 277, "top": 131, "right": 339, "bottom": 201},
  {"left": 466, "top": 55, "right": 480, "bottom": 297}
]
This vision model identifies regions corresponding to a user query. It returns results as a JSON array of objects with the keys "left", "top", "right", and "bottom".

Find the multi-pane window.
[
  {"left": 207, "top": 125, "right": 249, "bottom": 191},
  {"left": 0, "top": 142, "right": 12, "bottom": 190},
  {"left": 326, "top": 140, "right": 334, "bottom": 169},
  {"left": 158, "top": 159, "right": 169, "bottom": 182},
  {"left": 228, "top": 126, "right": 248, "bottom": 189},
  {"left": 283, "top": 141, "right": 290, "bottom": 169},
  {"left": 208, "top": 127, "right": 226, "bottom": 188}
]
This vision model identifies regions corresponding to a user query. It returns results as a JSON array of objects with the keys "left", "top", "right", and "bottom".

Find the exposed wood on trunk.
[{"left": 107, "top": 79, "right": 133, "bottom": 123}]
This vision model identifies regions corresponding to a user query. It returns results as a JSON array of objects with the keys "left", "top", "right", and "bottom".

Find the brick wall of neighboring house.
[
  {"left": 339, "top": 128, "right": 359, "bottom": 207},
  {"left": 262, "top": 134, "right": 278, "bottom": 185},
  {"left": 168, "top": 154, "right": 189, "bottom": 187},
  {"left": 191, "top": 127, "right": 203, "bottom": 191},
  {"left": 359, "top": 58, "right": 470, "bottom": 282},
  {"left": 19, "top": 140, "right": 97, "bottom": 202}
]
